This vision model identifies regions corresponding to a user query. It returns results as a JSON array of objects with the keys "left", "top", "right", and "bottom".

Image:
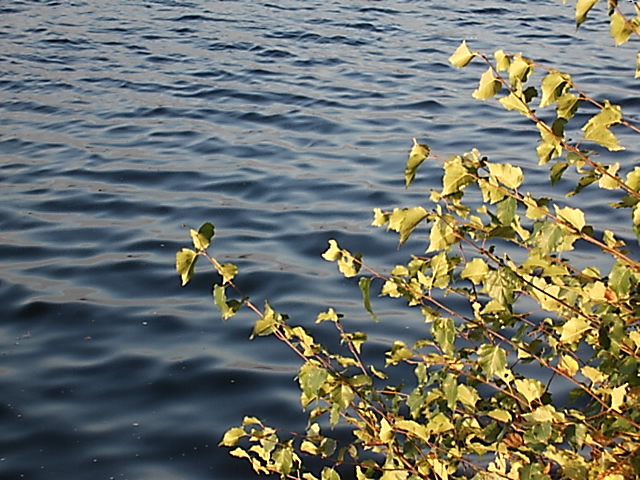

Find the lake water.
[{"left": 1, "top": 1, "right": 638, "bottom": 479}]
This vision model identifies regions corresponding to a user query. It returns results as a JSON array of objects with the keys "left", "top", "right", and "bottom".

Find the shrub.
[{"left": 176, "top": 2, "right": 640, "bottom": 479}]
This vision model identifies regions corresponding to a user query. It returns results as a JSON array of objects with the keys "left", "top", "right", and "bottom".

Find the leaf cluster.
[{"left": 175, "top": 3, "right": 640, "bottom": 480}]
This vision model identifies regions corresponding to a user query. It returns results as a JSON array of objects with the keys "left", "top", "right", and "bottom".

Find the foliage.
[{"left": 176, "top": 2, "right": 640, "bottom": 479}]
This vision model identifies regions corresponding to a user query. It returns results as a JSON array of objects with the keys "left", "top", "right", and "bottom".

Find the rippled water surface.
[{"left": 1, "top": 1, "right": 638, "bottom": 478}]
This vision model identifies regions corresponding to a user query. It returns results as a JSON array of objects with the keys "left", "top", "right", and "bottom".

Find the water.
[{"left": 1, "top": 1, "right": 638, "bottom": 478}]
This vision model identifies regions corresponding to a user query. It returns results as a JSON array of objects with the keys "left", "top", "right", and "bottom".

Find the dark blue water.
[{"left": 1, "top": 1, "right": 638, "bottom": 479}]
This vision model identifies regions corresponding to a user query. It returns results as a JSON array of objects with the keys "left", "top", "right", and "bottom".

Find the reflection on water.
[{"left": 1, "top": 1, "right": 637, "bottom": 478}]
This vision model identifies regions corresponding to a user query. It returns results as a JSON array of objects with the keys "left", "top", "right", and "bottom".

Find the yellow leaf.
[{"left": 449, "top": 40, "right": 476, "bottom": 67}]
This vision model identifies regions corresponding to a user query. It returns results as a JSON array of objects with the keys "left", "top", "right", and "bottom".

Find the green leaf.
[
  {"left": 449, "top": 40, "right": 477, "bottom": 67},
  {"left": 176, "top": 248, "right": 198, "bottom": 286},
  {"left": 550, "top": 161, "right": 569, "bottom": 185},
  {"left": 358, "top": 277, "right": 379, "bottom": 322},
  {"left": 636, "top": 52, "right": 640, "bottom": 79},
  {"left": 536, "top": 122, "right": 564, "bottom": 164},
  {"left": 405, "top": 138, "right": 430, "bottom": 187},
  {"left": 213, "top": 284, "right": 242, "bottom": 320},
  {"left": 478, "top": 344, "right": 507, "bottom": 377},
  {"left": 461, "top": 258, "right": 489, "bottom": 285},
  {"left": 273, "top": 447, "right": 294, "bottom": 476},
  {"left": 472, "top": 67, "right": 501, "bottom": 100},
  {"left": 321, "top": 467, "right": 341, "bottom": 480},
  {"left": 298, "top": 362, "right": 329, "bottom": 407},
  {"left": 389, "top": 207, "right": 428, "bottom": 245},
  {"left": 251, "top": 302, "right": 278, "bottom": 338},
  {"left": 190, "top": 222, "right": 215, "bottom": 251},
  {"left": 432, "top": 317, "right": 455, "bottom": 356},
  {"left": 576, "top": 0, "right": 599, "bottom": 27},
  {"left": 442, "top": 373, "right": 458, "bottom": 410}
]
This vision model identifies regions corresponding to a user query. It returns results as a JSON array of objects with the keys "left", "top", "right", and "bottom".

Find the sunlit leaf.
[
  {"left": 321, "top": 467, "right": 341, "bottom": 480},
  {"left": 219, "top": 263, "right": 239, "bottom": 283},
  {"left": 582, "top": 365, "right": 606, "bottom": 384},
  {"left": 508, "top": 55, "right": 534, "bottom": 88},
  {"left": 560, "top": 317, "right": 591, "bottom": 344},
  {"left": 515, "top": 378, "right": 545, "bottom": 404},
  {"left": 636, "top": 52, "right": 640, "bottom": 78},
  {"left": 389, "top": 207, "right": 428, "bottom": 245},
  {"left": 461, "top": 258, "right": 489, "bottom": 285},
  {"left": 316, "top": 307, "right": 340, "bottom": 323},
  {"left": 220, "top": 427, "right": 245, "bottom": 447},
  {"left": 555, "top": 205, "right": 586, "bottom": 231},
  {"left": 252, "top": 302, "right": 278, "bottom": 338},
  {"left": 488, "top": 162, "right": 524, "bottom": 189},
  {"left": 582, "top": 101, "right": 624, "bottom": 151},
  {"left": 576, "top": 0, "right": 599, "bottom": 27},
  {"left": 372, "top": 208, "right": 389, "bottom": 227},
  {"left": 442, "top": 156, "right": 472, "bottom": 196},
  {"left": 213, "top": 284, "right": 241, "bottom": 320},
  {"left": 494, "top": 49, "right": 510, "bottom": 71},
  {"left": 322, "top": 239, "right": 342, "bottom": 261},
  {"left": 426, "top": 412, "right": 455, "bottom": 435},
  {"left": 610, "top": 11, "right": 632, "bottom": 44},
  {"left": 472, "top": 67, "right": 501, "bottom": 100},
  {"left": 609, "top": 383, "right": 627, "bottom": 412},
  {"left": 598, "top": 162, "right": 620, "bottom": 190},
  {"left": 432, "top": 317, "right": 455, "bottom": 356},
  {"left": 478, "top": 345, "right": 507, "bottom": 377},
  {"left": 298, "top": 362, "right": 329, "bottom": 407},
  {"left": 176, "top": 248, "right": 198, "bottom": 286},
  {"left": 540, "top": 70, "right": 571, "bottom": 108},
  {"left": 449, "top": 40, "right": 477, "bottom": 67},
  {"left": 427, "top": 214, "right": 457, "bottom": 252},
  {"left": 190, "top": 222, "right": 215, "bottom": 251},
  {"left": 380, "top": 417, "right": 394, "bottom": 443},
  {"left": 499, "top": 91, "right": 530, "bottom": 115},
  {"left": 405, "top": 138, "right": 430, "bottom": 187}
]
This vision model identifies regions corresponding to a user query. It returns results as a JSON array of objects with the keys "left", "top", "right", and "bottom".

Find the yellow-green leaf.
[
  {"left": 406, "top": 138, "right": 430, "bottom": 187},
  {"left": 515, "top": 378, "right": 545, "bottom": 404},
  {"left": 472, "top": 67, "right": 501, "bottom": 100},
  {"left": 494, "top": 49, "right": 510, "bottom": 71},
  {"left": 372, "top": 208, "right": 389, "bottom": 227},
  {"left": 176, "top": 248, "right": 198, "bottom": 286},
  {"left": 449, "top": 40, "right": 477, "bottom": 67},
  {"left": 559, "top": 354, "right": 579, "bottom": 377},
  {"left": 609, "top": 383, "right": 627, "bottom": 412},
  {"left": 560, "top": 317, "right": 591, "bottom": 344},
  {"left": 636, "top": 52, "right": 640, "bottom": 78},
  {"left": 582, "top": 365, "right": 606, "bottom": 384},
  {"left": 540, "top": 70, "right": 571, "bottom": 108},
  {"left": 499, "top": 91, "right": 530, "bottom": 115},
  {"left": 461, "top": 258, "right": 489, "bottom": 285},
  {"left": 389, "top": 207, "right": 429, "bottom": 245},
  {"left": 488, "top": 162, "right": 524, "bottom": 189},
  {"left": 576, "top": 0, "right": 599, "bottom": 27},
  {"left": 190, "top": 222, "right": 215, "bottom": 251},
  {"left": 610, "top": 11, "right": 632, "bottom": 44},
  {"left": 220, "top": 427, "right": 245, "bottom": 447},
  {"left": 598, "top": 162, "right": 620, "bottom": 190},
  {"left": 582, "top": 101, "right": 624, "bottom": 151},
  {"left": 555, "top": 205, "right": 586, "bottom": 231}
]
